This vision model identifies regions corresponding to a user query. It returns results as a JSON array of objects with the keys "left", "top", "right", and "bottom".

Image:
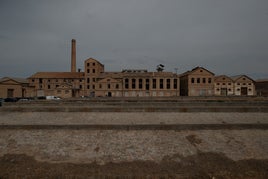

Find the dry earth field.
[{"left": 0, "top": 99, "right": 268, "bottom": 178}]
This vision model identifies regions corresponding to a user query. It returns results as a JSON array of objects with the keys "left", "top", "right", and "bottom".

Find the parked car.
[{"left": 4, "top": 98, "right": 18, "bottom": 102}]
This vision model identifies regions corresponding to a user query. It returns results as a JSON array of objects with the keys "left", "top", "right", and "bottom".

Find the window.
[
  {"left": 87, "top": 63, "right": 90, "bottom": 67},
  {"left": 125, "top": 79, "right": 129, "bottom": 89},
  {"left": 203, "top": 78, "right": 206, "bottom": 83},
  {"left": 93, "top": 62, "right": 95, "bottom": 66},
  {"left": 153, "top": 79, "right": 156, "bottom": 89},
  {"left": 249, "top": 83, "right": 252, "bottom": 85},
  {"left": 146, "top": 79, "right": 150, "bottom": 90},
  {"left": 173, "top": 79, "right": 177, "bottom": 89},
  {"left": 237, "top": 83, "right": 240, "bottom": 85},
  {"left": 166, "top": 79, "right": 170, "bottom": 89},
  {"left": 243, "top": 83, "right": 246, "bottom": 85},
  {"left": 79, "top": 79, "right": 82, "bottom": 82},
  {"left": 80, "top": 85, "right": 82, "bottom": 89},
  {"left": 208, "top": 78, "right": 212, "bottom": 83},
  {"left": 200, "top": 70, "right": 203, "bottom": 72},
  {"left": 191, "top": 78, "right": 195, "bottom": 83},
  {"left": 160, "top": 79, "right": 164, "bottom": 89},
  {"left": 197, "top": 78, "right": 200, "bottom": 83},
  {"left": 228, "top": 88, "right": 231, "bottom": 91},
  {"left": 39, "top": 79, "right": 43, "bottom": 84},
  {"left": 48, "top": 85, "right": 50, "bottom": 89},
  {"left": 107, "top": 84, "right": 111, "bottom": 89},
  {"left": 56, "top": 85, "right": 59, "bottom": 88},
  {"left": 217, "top": 83, "right": 220, "bottom": 85},
  {"left": 132, "top": 79, "right": 136, "bottom": 89},
  {"left": 249, "top": 88, "right": 252, "bottom": 91},
  {"left": 237, "top": 88, "right": 240, "bottom": 91},
  {"left": 223, "top": 78, "right": 225, "bottom": 80},
  {"left": 228, "top": 83, "right": 231, "bottom": 85},
  {"left": 92, "top": 85, "right": 95, "bottom": 89},
  {"left": 223, "top": 83, "right": 225, "bottom": 85},
  {"left": 48, "top": 79, "right": 50, "bottom": 82},
  {"left": 139, "top": 79, "right": 143, "bottom": 89},
  {"left": 87, "top": 69, "right": 90, "bottom": 73},
  {"left": 93, "top": 69, "right": 95, "bottom": 73},
  {"left": 116, "top": 84, "right": 119, "bottom": 89},
  {"left": 87, "top": 78, "right": 90, "bottom": 83},
  {"left": 32, "top": 79, "right": 34, "bottom": 82},
  {"left": 93, "top": 78, "right": 96, "bottom": 82},
  {"left": 87, "top": 85, "right": 90, "bottom": 89}
]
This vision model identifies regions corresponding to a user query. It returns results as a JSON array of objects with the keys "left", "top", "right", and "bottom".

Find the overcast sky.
[{"left": 1, "top": 0, "right": 268, "bottom": 79}]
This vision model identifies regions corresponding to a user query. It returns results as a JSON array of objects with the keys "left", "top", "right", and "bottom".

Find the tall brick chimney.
[{"left": 71, "top": 39, "right": 76, "bottom": 72}]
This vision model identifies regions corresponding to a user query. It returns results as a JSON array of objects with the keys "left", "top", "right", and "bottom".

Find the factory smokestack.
[{"left": 71, "top": 39, "right": 76, "bottom": 72}]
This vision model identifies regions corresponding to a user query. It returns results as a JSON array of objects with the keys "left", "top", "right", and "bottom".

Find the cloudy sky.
[{"left": 1, "top": 0, "right": 268, "bottom": 79}]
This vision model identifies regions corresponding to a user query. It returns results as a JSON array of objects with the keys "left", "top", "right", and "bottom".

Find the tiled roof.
[
  {"left": 0, "top": 77, "right": 28, "bottom": 84},
  {"left": 28, "top": 72, "right": 84, "bottom": 79}
]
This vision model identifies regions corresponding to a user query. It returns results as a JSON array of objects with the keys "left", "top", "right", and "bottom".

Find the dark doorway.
[
  {"left": 107, "top": 92, "right": 112, "bottom": 97},
  {"left": 241, "top": 87, "right": 248, "bottom": 96},
  {"left": 220, "top": 88, "right": 227, "bottom": 96}
]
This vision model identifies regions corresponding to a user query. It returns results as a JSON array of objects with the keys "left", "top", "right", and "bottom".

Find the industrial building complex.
[{"left": 0, "top": 39, "right": 264, "bottom": 99}]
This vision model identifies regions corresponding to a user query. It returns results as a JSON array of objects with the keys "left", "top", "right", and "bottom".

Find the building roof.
[
  {"left": 256, "top": 79, "right": 268, "bottom": 82},
  {"left": 97, "top": 71, "right": 178, "bottom": 79},
  {"left": 0, "top": 77, "right": 28, "bottom": 84},
  {"left": 230, "top": 75, "right": 255, "bottom": 82},
  {"left": 28, "top": 72, "right": 84, "bottom": 79},
  {"left": 214, "top": 75, "right": 233, "bottom": 81},
  {"left": 180, "top": 66, "right": 215, "bottom": 77}
]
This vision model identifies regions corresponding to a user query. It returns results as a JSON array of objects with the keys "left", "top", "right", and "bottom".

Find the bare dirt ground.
[{"left": 0, "top": 152, "right": 267, "bottom": 178}]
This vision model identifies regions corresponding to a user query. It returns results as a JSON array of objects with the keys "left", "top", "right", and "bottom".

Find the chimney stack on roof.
[{"left": 71, "top": 39, "right": 76, "bottom": 72}]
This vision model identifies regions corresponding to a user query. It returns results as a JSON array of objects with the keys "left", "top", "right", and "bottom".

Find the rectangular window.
[
  {"left": 191, "top": 78, "right": 195, "bottom": 83},
  {"left": 48, "top": 85, "right": 50, "bottom": 89},
  {"left": 93, "top": 69, "right": 95, "bottom": 73},
  {"left": 132, "top": 79, "right": 136, "bottom": 89},
  {"left": 32, "top": 79, "right": 34, "bottom": 82},
  {"left": 174, "top": 79, "right": 177, "bottom": 89},
  {"left": 93, "top": 78, "right": 96, "bottom": 82},
  {"left": 87, "top": 78, "right": 90, "bottom": 83},
  {"left": 92, "top": 85, "right": 95, "bottom": 89},
  {"left": 197, "top": 78, "right": 200, "bottom": 83},
  {"left": 107, "top": 84, "right": 111, "bottom": 89},
  {"left": 93, "top": 62, "right": 95, "bottom": 66},
  {"left": 87, "top": 69, "right": 90, "bottom": 73},
  {"left": 87, "top": 63, "right": 89, "bottom": 67},
  {"left": 166, "top": 79, "right": 170, "bottom": 89},
  {"left": 99, "top": 84, "right": 102, "bottom": 89},
  {"left": 87, "top": 85, "right": 90, "bottom": 89},
  {"left": 116, "top": 84, "right": 119, "bottom": 89},
  {"left": 125, "top": 79, "right": 129, "bottom": 89},
  {"left": 203, "top": 78, "right": 206, "bottom": 83},
  {"left": 146, "top": 79, "right": 150, "bottom": 90},
  {"left": 160, "top": 79, "right": 164, "bottom": 89},
  {"left": 139, "top": 79, "right": 143, "bottom": 89},
  {"left": 153, "top": 79, "right": 156, "bottom": 89},
  {"left": 208, "top": 78, "right": 212, "bottom": 83},
  {"left": 39, "top": 79, "right": 43, "bottom": 84},
  {"left": 80, "top": 85, "right": 82, "bottom": 89}
]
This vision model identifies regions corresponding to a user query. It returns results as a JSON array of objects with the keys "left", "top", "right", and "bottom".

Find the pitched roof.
[
  {"left": 214, "top": 75, "right": 233, "bottom": 81},
  {"left": 0, "top": 77, "right": 28, "bottom": 84},
  {"left": 230, "top": 75, "right": 255, "bottom": 82},
  {"left": 181, "top": 66, "right": 215, "bottom": 76},
  {"left": 28, "top": 72, "right": 84, "bottom": 79}
]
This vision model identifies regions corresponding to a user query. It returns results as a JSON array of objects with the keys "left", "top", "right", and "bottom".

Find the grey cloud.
[{"left": 0, "top": 0, "right": 268, "bottom": 79}]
